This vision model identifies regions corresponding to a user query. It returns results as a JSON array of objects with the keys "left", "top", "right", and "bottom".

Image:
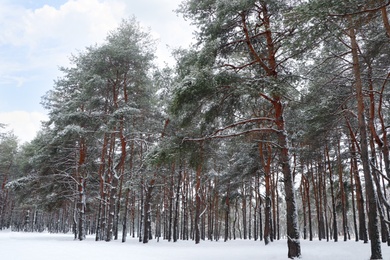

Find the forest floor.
[{"left": 1, "top": 229, "right": 390, "bottom": 259}]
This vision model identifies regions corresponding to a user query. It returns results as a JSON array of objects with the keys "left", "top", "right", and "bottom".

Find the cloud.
[
  {"left": 124, "top": 0, "right": 195, "bottom": 66},
  {"left": 0, "top": 0, "right": 128, "bottom": 95},
  {"left": 0, "top": 111, "right": 48, "bottom": 144},
  {"left": 1, "top": 0, "right": 126, "bottom": 47},
  {"left": 0, "top": 0, "right": 195, "bottom": 143}
]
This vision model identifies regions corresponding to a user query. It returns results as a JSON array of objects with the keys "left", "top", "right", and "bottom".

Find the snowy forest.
[{"left": 1, "top": 0, "right": 390, "bottom": 259}]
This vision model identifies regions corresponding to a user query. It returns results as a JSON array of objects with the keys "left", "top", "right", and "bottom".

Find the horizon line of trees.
[{"left": 1, "top": 1, "right": 390, "bottom": 259}]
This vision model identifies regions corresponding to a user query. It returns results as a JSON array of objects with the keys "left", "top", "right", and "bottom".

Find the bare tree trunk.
[
  {"left": 224, "top": 190, "right": 229, "bottom": 242},
  {"left": 95, "top": 198, "right": 103, "bottom": 241},
  {"left": 105, "top": 173, "right": 118, "bottom": 242},
  {"left": 325, "top": 144, "right": 338, "bottom": 242},
  {"left": 194, "top": 145, "right": 203, "bottom": 244},
  {"left": 258, "top": 172, "right": 263, "bottom": 241},
  {"left": 349, "top": 20, "right": 382, "bottom": 259},
  {"left": 381, "top": 4, "right": 390, "bottom": 37},
  {"left": 300, "top": 180, "right": 307, "bottom": 240},
  {"left": 321, "top": 162, "right": 330, "bottom": 242},
  {"left": 207, "top": 180, "right": 214, "bottom": 241},
  {"left": 254, "top": 177, "right": 259, "bottom": 241},
  {"left": 259, "top": 142, "right": 273, "bottom": 245},
  {"left": 214, "top": 177, "right": 220, "bottom": 241},
  {"left": 242, "top": 182, "right": 247, "bottom": 240},
  {"left": 276, "top": 172, "right": 280, "bottom": 240},
  {"left": 337, "top": 138, "right": 348, "bottom": 241},
  {"left": 143, "top": 178, "right": 155, "bottom": 244},
  {"left": 173, "top": 166, "right": 182, "bottom": 242},
  {"left": 77, "top": 177, "right": 86, "bottom": 241},
  {"left": 182, "top": 171, "right": 189, "bottom": 240},
  {"left": 347, "top": 122, "right": 368, "bottom": 242},
  {"left": 350, "top": 156, "right": 359, "bottom": 242},
  {"left": 311, "top": 161, "right": 322, "bottom": 241},
  {"left": 273, "top": 99, "right": 300, "bottom": 258},
  {"left": 249, "top": 180, "right": 252, "bottom": 240},
  {"left": 306, "top": 176, "right": 313, "bottom": 241},
  {"left": 138, "top": 178, "right": 144, "bottom": 242},
  {"left": 131, "top": 190, "right": 136, "bottom": 238},
  {"left": 122, "top": 188, "right": 130, "bottom": 243},
  {"left": 167, "top": 166, "right": 174, "bottom": 242}
]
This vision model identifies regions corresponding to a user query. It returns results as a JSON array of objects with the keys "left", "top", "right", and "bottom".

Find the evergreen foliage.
[{"left": 2, "top": 2, "right": 390, "bottom": 259}]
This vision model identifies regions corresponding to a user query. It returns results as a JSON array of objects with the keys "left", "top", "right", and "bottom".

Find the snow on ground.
[{"left": 1, "top": 230, "right": 390, "bottom": 260}]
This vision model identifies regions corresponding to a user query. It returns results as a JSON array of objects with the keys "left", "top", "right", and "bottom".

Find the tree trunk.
[
  {"left": 242, "top": 183, "right": 247, "bottom": 240},
  {"left": 122, "top": 188, "right": 130, "bottom": 243},
  {"left": 325, "top": 144, "right": 338, "bottom": 242},
  {"left": 347, "top": 123, "right": 369, "bottom": 243},
  {"left": 143, "top": 178, "right": 155, "bottom": 244},
  {"left": 273, "top": 99, "right": 301, "bottom": 258},
  {"left": 131, "top": 190, "right": 136, "bottom": 238},
  {"left": 138, "top": 178, "right": 144, "bottom": 242},
  {"left": 95, "top": 197, "right": 103, "bottom": 241},
  {"left": 300, "top": 180, "right": 307, "bottom": 240},
  {"left": 258, "top": 172, "right": 263, "bottom": 241},
  {"left": 259, "top": 141, "right": 273, "bottom": 245},
  {"left": 248, "top": 180, "right": 252, "bottom": 240},
  {"left": 105, "top": 173, "right": 118, "bottom": 242},
  {"left": 182, "top": 171, "right": 189, "bottom": 240},
  {"left": 350, "top": 156, "right": 359, "bottom": 242},
  {"left": 77, "top": 177, "right": 86, "bottom": 241},
  {"left": 311, "top": 161, "right": 322, "bottom": 241},
  {"left": 306, "top": 176, "right": 313, "bottom": 241},
  {"left": 214, "top": 177, "right": 220, "bottom": 241},
  {"left": 167, "top": 168, "right": 174, "bottom": 242},
  {"left": 254, "top": 177, "right": 259, "bottom": 241},
  {"left": 322, "top": 162, "right": 330, "bottom": 242},
  {"left": 276, "top": 172, "right": 280, "bottom": 240},
  {"left": 224, "top": 190, "right": 229, "bottom": 242},
  {"left": 194, "top": 145, "right": 203, "bottom": 244},
  {"left": 381, "top": 4, "right": 390, "bottom": 37},
  {"left": 173, "top": 166, "right": 182, "bottom": 242},
  {"left": 349, "top": 19, "right": 382, "bottom": 259},
  {"left": 337, "top": 138, "right": 348, "bottom": 241}
]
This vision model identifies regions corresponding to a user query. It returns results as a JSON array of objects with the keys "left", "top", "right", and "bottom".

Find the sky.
[{"left": 0, "top": 0, "right": 194, "bottom": 143}]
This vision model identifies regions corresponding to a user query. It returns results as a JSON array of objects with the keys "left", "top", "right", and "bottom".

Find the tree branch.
[
  {"left": 328, "top": 1, "right": 390, "bottom": 17},
  {"left": 183, "top": 127, "right": 280, "bottom": 142}
]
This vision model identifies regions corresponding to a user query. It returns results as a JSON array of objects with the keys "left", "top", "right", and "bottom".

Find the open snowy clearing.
[{"left": 1, "top": 230, "right": 390, "bottom": 260}]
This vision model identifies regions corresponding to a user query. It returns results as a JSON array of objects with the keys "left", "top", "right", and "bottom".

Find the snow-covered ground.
[{"left": 1, "top": 230, "right": 389, "bottom": 259}]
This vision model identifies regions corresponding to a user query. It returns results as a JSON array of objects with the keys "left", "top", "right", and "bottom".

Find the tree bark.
[
  {"left": 325, "top": 144, "right": 338, "bottom": 242},
  {"left": 224, "top": 187, "right": 229, "bottom": 242},
  {"left": 337, "top": 138, "right": 348, "bottom": 241},
  {"left": 194, "top": 145, "right": 203, "bottom": 244},
  {"left": 259, "top": 142, "right": 273, "bottom": 245},
  {"left": 350, "top": 154, "right": 359, "bottom": 242},
  {"left": 273, "top": 99, "right": 301, "bottom": 258},
  {"left": 242, "top": 183, "right": 247, "bottom": 240},
  {"left": 122, "top": 188, "right": 130, "bottom": 243},
  {"left": 105, "top": 172, "right": 118, "bottom": 242},
  {"left": 300, "top": 179, "right": 307, "bottom": 240},
  {"left": 143, "top": 178, "right": 155, "bottom": 244},
  {"left": 77, "top": 138, "right": 87, "bottom": 241},
  {"left": 349, "top": 19, "right": 382, "bottom": 259},
  {"left": 346, "top": 120, "right": 368, "bottom": 242},
  {"left": 173, "top": 166, "right": 182, "bottom": 242}
]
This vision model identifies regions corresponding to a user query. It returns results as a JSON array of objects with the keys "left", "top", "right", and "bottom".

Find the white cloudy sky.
[{"left": 0, "top": 0, "right": 194, "bottom": 143}]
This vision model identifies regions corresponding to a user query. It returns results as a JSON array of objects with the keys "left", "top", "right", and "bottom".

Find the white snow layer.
[{"left": 1, "top": 230, "right": 390, "bottom": 260}]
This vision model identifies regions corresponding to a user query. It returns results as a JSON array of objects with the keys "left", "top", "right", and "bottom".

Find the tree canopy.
[{"left": 2, "top": 2, "right": 390, "bottom": 259}]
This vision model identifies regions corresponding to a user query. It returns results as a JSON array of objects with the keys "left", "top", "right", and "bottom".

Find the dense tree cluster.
[{"left": 1, "top": 1, "right": 390, "bottom": 259}]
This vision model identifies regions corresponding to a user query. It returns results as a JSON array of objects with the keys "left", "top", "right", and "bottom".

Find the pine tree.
[{"left": 174, "top": 1, "right": 301, "bottom": 257}]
